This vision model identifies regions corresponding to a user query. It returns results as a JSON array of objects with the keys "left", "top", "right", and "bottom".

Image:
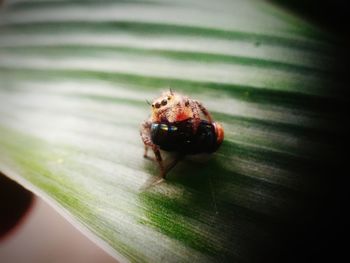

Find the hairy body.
[{"left": 140, "top": 90, "right": 214, "bottom": 178}]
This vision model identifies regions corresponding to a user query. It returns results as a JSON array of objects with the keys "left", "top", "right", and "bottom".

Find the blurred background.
[{"left": 0, "top": 174, "right": 117, "bottom": 263}]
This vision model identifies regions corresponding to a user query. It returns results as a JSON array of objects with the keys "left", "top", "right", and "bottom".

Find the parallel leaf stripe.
[
  {"left": 0, "top": 67, "right": 342, "bottom": 114},
  {"left": 0, "top": 45, "right": 333, "bottom": 75},
  {"left": 0, "top": 21, "right": 333, "bottom": 53}
]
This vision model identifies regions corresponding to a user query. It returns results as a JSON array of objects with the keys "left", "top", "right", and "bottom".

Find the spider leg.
[
  {"left": 194, "top": 100, "right": 213, "bottom": 123},
  {"left": 140, "top": 120, "right": 166, "bottom": 177},
  {"left": 143, "top": 145, "right": 150, "bottom": 159},
  {"left": 153, "top": 146, "right": 166, "bottom": 178},
  {"left": 189, "top": 100, "right": 201, "bottom": 132},
  {"left": 140, "top": 120, "right": 153, "bottom": 158},
  {"left": 140, "top": 154, "right": 183, "bottom": 190}
]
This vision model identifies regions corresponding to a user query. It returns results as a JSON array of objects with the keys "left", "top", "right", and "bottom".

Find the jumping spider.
[{"left": 140, "top": 89, "right": 224, "bottom": 178}]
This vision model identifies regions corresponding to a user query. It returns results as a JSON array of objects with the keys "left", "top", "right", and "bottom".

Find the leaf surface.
[{"left": 0, "top": 0, "right": 341, "bottom": 262}]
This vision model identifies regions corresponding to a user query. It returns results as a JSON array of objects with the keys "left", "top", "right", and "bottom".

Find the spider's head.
[{"left": 150, "top": 90, "right": 184, "bottom": 121}]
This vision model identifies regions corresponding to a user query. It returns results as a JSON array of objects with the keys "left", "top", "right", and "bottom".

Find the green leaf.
[{"left": 0, "top": 0, "right": 341, "bottom": 262}]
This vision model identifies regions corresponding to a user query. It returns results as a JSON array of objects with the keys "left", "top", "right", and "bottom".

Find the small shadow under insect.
[{"left": 139, "top": 154, "right": 228, "bottom": 214}]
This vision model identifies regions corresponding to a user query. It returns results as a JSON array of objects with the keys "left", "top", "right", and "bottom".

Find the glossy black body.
[{"left": 151, "top": 119, "right": 219, "bottom": 154}]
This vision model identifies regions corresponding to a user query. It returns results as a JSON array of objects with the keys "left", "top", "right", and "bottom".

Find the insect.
[
  {"left": 140, "top": 90, "right": 224, "bottom": 178},
  {"left": 151, "top": 120, "right": 223, "bottom": 154}
]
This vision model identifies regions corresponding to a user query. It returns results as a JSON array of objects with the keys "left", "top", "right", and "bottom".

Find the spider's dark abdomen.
[{"left": 150, "top": 119, "right": 220, "bottom": 154}]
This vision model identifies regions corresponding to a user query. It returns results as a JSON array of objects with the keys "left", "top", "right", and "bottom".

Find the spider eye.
[
  {"left": 155, "top": 102, "right": 161, "bottom": 108},
  {"left": 161, "top": 99, "right": 167, "bottom": 106},
  {"left": 185, "top": 100, "right": 190, "bottom": 106},
  {"left": 167, "top": 96, "right": 171, "bottom": 100}
]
